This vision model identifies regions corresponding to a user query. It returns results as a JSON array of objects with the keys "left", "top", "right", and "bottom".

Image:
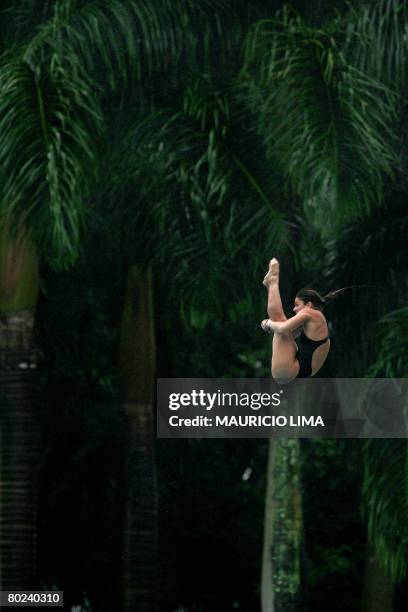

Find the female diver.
[{"left": 261, "top": 258, "right": 334, "bottom": 384}]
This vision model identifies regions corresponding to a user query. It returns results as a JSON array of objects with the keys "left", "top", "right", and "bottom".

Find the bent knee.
[
  {"left": 268, "top": 313, "right": 287, "bottom": 323},
  {"left": 271, "top": 367, "right": 296, "bottom": 385}
]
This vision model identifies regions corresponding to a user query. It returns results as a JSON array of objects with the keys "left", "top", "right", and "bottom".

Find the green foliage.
[
  {"left": 4, "top": 0, "right": 408, "bottom": 608},
  {"left": 94, "top": 76, "right": 295, "bottom": 324},
  {"left": 160, "top": 84, "right": 295, "bottom": 313},
  {"left": 241, "top": 5, "right": 399, "bottom": 231},
  {"left": 363, "top": 304, "right": 408, "bottom": 585},
  {"left": 347, "top": 0, "right": 408, "bottom": 90},
  {"left": 4, "top": 0, "right": 233, "bottom": 84},
  {"left": 321, "top": 196, "right": 408, "bottom": 377},
  {"left": 0, "top": 50, "right": 101, "bottom": 267},
  {"left": 368, "top": 308, "right": 408, "bottom": 377},
  {"left": 363, "top": 440, "right": 408, "bottom": 582},
  {"left": 0, "top": 0, "right": 238, "bottom": 269}
]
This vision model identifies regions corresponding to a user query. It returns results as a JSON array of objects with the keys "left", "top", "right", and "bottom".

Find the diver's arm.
[{"left": 268, "top": 311, "right": 310, "bottom": 335}]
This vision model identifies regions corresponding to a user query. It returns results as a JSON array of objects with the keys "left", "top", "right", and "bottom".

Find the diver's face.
[{"left": 293, "top": 297, "right": 306, "bottom": 314}]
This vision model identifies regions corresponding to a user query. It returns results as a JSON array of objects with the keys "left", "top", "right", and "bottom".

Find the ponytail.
[
  {"left": 322, "top": 288, "right": 349, "bottom": 304},
  {"left": 297, "top": 285, "right": 377, "bottom": 310}
]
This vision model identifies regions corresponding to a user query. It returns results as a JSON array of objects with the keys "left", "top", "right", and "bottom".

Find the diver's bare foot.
[
  {"left": 261, "top": 319, "right": 273, "bottom": 333},
  {"left": 262, "top": 258, "right": 280, "bottom": 287}
]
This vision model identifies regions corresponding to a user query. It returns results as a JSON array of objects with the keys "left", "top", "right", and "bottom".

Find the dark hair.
[
  {"left": 296, "top": 288, "right": 343, "bottom": 311},
  {"left": 296, "top": 285, "right": 378, "bottom": 311}
]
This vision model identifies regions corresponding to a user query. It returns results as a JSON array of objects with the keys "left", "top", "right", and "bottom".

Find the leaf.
[
  {"left": 363, "top": 439, "right": 408, "bottom": 581},
  {"left": 240, "top": 6, "right": 399, "bottom": 233}
]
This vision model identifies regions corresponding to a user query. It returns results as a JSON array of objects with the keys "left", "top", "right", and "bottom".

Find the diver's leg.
[
  {"left": 263, "top": 258, "right": 286, "bottom": 322},
  {"left": 262, "top": 258, "right": 297, "bottom": 383},
  {"left": 270, "top": 331, "right": 299, "bottom": 384}
]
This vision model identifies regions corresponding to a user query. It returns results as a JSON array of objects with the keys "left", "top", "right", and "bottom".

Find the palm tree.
[
  {"left": 323, "top": 197, "right": 408, "bottom": 612},
  {"left": 239, "top": 3, "right": 408, "bottom": 610},
  {"left": 0, "top": 0, "right": 242, "bottom": 599},
  {"left": 261, "top": 438, "right": 303, "bottom": 612},
  {"left": 0, "top": 17, "right": 98, "bottom": 580},
  {"left": 92, "top": 51, "right": 304, "bottom": 607},
  {"left": 119, "top": 265, "right": 157, "bottom": 611},
  {"left": 0, "top": 222, "right": 40, "bottom": 589},
  {"left": 124, "top": 3, "right": 408, "bottom": 608}
]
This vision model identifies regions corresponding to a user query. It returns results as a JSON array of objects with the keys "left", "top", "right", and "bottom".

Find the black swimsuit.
[{"left": 296, "top": 330, "right": 329, "bottom": 378}]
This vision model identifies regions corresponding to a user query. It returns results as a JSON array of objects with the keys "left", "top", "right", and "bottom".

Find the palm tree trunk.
[
  {"left": 261, "top": 438, "right": 303, "bottom": 612},
  {"left": 262, "top": 438, "right": 277, "bottom": 612},
  {"left": 119, "top": 265, "right": 157, "bottom": 612},
  {"left": 0, "top": 223, "right": 40, "bottom": 589}
]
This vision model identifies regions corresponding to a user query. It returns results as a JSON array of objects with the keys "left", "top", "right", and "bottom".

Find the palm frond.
[
  {"left": 5, "top": 0, "right": 234, "bottom": 91},
  {"left": 346, "top": 0, "right": 408, "bottom": 91},
  {"left": 0, "top": 0, "right": 237, "bottom": 268},
  {"left": 0, "top": 52, "right": 102, "bottom": 267},
  {"left": 240, "top": 6, "right": 399, "bottom": 232},
  {"left": 323, "top": 197, "right": 408, "bottom": 376},
  {"left": 0, "top": 1, "right": 54, "bottom": 48},
  {"left": 368, "top": 307, "right": 408, "bottom": 377},
  {"left": 92, "top": 79, "right": 294, "bottom": 316},
  {"left": 363, "top": 439, "right": 408, "bottom": 582}
]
